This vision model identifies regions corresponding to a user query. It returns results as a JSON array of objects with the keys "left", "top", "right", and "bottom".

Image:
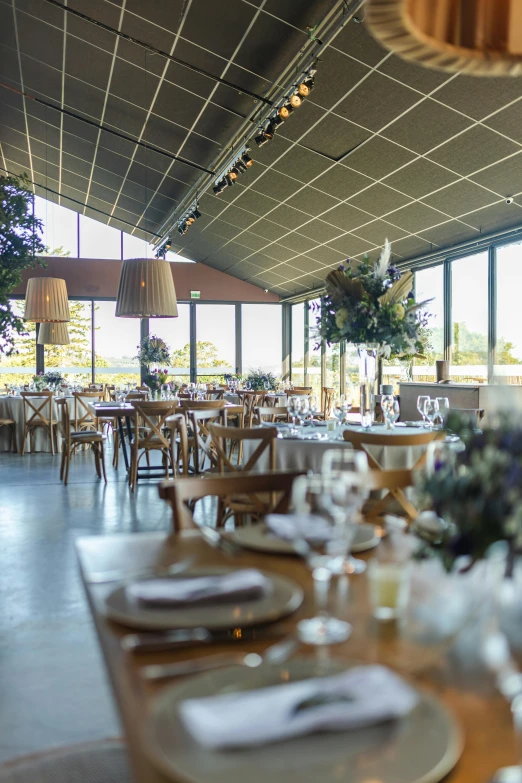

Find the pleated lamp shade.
[
  {"left": 24, "top": 277, "right": 70, "bottom": 322},
  {"left": 37, "top": 322, "right": 70, "bottom": 345},
  {"left": 366, "top": 0, "right": 522, "bottom": 76},
  {"left": 115, "top": 258, "right": 178, "bottom": 318}
]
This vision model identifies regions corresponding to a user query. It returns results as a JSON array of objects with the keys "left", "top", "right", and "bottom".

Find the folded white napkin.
[
  {"left": 127, "top": 569, "right": 271, "bottom": 607},
  {"left": 180, "top": 665, "right": 418, "bottom": 749},
  {"left": 266, "top": 513, "right": 333, "bottom": 543}
]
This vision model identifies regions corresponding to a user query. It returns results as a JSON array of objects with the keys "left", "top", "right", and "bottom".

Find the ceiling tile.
[
  {"left": 278, "top": 232, "right": 318, "bottom": 254},
  {"left": 248, "top": 169, "right": 299, "bottom": 201},
  {"left": 304, "top": 245, "right": 346, "bottom": 265},
  {"left": 383, "top": 158, "right": 459, "bottom": 199},
  {"left": 333, "top": 20, "right": 388, "bottom": 67},
  {"left": 418, "top": 220, "right": 480, "bottom": 248},
  {"left": 351, "top": 218, "right": 408, "bottom": 243},
  {"left": 484, "top": 100, "right": 522, "bottom": 145},
  {"left": 302, "top": 114, "right": 372, "bottom": 159},
  {"left": 342, "top": 136, "right": 417, "bottom": 179},
  {"left": 435, "top": 75, "right": 522, "bottom": 121},
  {"left": 381, "top": 99, "right": 472, "bottom": 155},
  {"left": 233, "top": 188, "right": 277, "bottom": 217},
  {"left": 389, "top": 234, "right": 433, "bottom": 260},
  {"left": 273, "top": 146, "right": 332, "bottom": 184},
  {"left": 313, "top": 164, "right": 373, "bottom": 200},
  {"left": 336, "top": 71, "right": 419, "bottom": 133},
  {"left": 285, "top": 186, "right": 340, "bottom": 215},
  {"left": 250, "top": 218, "right": 287, "bottom": 242},
  {"left": 325, "top": 232, "right": 376, "bottom": 257},
  {"left": 376, "top": 54, "right": 451, "bottom": 93},
  {"left": 385, "top": 201, "right": 448, "bottom": 233},
  {"left": 460, "top": 201, "right": 522, "bottom": 233},
  {"left": 260, "top": 243, "right": 297, "bottom": 263},
  {"left": 285, "top": 256, "right": 325, "bottom": 275},
  {"left": 322, "top": 201, "right": 373, "bottom": 231},
  {"left": 216, "top": 205, "right": 257, "bottom": 230},
  {"left": 268, "top": 203, "right": 309, "bottom": 230},
  {"left": 297, "top": 218, "right": 341, "bottom": 244},
  {"left": 309, "top": 47, "right": 370, "bottom": 110},
  {"left": 427, "top": 125, "right": 520, "bottom": 176},
  {"left": 421, "top": 180, "right": 499, "bottom": 218},
  {"left": 469, "top": 152, "right": 522, "bottom": 198},
  {"left": 348, "top": 182, "right": 411, "bottom": 215}
]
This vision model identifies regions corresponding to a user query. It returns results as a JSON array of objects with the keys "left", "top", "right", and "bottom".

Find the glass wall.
[
  {"left": 35, "top": 198, "right": 78, "bottom": 256},
  {"left": 0, "top": 300, "right": 36, "bottom": 387},
  {"left": 94, "top": 301, "right": 140, "bottom": 386},
  {"left": 495, "top": 241, "right": 522, "bottom": 384},
  {"left": 451, "top": 252, "right": 488, "bottom": 383},
  {"left": 196, "top": 304, "right": 235, "bottom": 382},
  {"left": 47, "top": 300, "right": 92, "bottom": 384},
  {"left": 291, "top": 303, "right": 305, "bottom": 386},
  {"left": 307, "top": 299, "right": 322, "bottom": 397},
  {"left": 155, "top": 307, "right": 191, "bottom": 385},
  {"left": 242, "top": 304, "right": 282, "bottom": 378}
]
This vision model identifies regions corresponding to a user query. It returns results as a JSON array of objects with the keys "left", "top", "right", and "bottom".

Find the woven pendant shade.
[
  {"left": 37, "top": 322, "right": 70, "bottom": 345},
  {"left": 366, "top": 0, "right": 522, "bottom": 76},
  {"left": 115, "top": 258, "right": 178, "bottom": 318},
  {"left": 24, "top": 277, "right": 70, "bottom": 322}
]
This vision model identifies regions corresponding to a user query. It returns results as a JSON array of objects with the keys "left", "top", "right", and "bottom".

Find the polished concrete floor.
[{"left": 0, "top": 443, "right": 194, "bottom": 762}]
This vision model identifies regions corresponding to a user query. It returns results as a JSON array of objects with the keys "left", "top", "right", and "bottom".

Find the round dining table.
[{"left": 0, "top": 394, "right": 68, "bottom": 453}]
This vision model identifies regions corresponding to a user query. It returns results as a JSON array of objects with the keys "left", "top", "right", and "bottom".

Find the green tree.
[
  {"left": 171, "top": 341, "right": 229, "bottom": 384},
  {"left": 0, "top": 173, "right": 45, "bottom": 355}
]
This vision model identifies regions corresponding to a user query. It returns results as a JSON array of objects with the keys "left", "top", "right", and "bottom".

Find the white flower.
[{"left": 373, "top": 238, "right": 391, "bottom": 278}]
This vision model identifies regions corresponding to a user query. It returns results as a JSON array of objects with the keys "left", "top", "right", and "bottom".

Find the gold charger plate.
[
  {"left": 230, "top": 522, "right": 380, "bottom": 555},
  {"left": 145, "top": 659, "right": 463, "bottom": 783},
  {"left": 104, "top": 566, "right": 303, "bottom": 631}
]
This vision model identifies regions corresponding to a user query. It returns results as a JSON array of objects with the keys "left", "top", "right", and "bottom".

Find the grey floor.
[{"left": 0, "top": 441, "right": 193, "bottom": 763}]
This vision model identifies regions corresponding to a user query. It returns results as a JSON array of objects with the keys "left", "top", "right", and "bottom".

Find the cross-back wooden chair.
[
  {"left": 125, "top": 390, "right": 149, "bottom": 401},
  {"left": 128, "top": 401, "right": 180, "bottom": 491},
  {"left": 20, "top": 391, "right": 58, "bottom": 455},
  {"left": 342, "top": 428, "right": 442, "bottom": 520},
  {"left": 165, "top": 412, "right": 190, "bottom": 478},
  {"left": 288, "top": 388, "right": 311, "bottom": 397},
  {"left": 56, "top": 398, "right": 106, "bottom": 486},
  {"left": 0, "top": 416, "right": 17, "bottom": 452},
  {"left": 73, "top": 391, "right": 104, "bottom": 432},
  {"left": 159, "top": 470, "right": 304, "bottom": 533},
  {"left": 206, "top": 389, "right": 225, "bottom": 400},
  {"left": 237, "top": 390, "right": 267, "bottom": 427},
  {"left": 180, "top": 399, "right": 225, "bottom": 411},
  {"left": 315, "top": 387, "right": 335, "bottom": 420},
  {"left": 292, "top": 386, "right": 312, "bottom": 392},
  {"left": 188, "top": 408, "right": 226, "bottom": 475},
  {"left": 255, "top": 405, "right": 289, "bottom": 424}
]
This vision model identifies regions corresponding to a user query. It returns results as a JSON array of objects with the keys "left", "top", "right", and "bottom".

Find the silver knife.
[{"left": 121, "top": 626, "right": 283, "bottom": 653}]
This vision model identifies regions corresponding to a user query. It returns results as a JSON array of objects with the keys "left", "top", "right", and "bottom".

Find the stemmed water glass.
[
  {"left": 287, "top": 395, "right": 300, "bottom": 433},
  {"left": 332, "top": 395, "right": 349, "bottom": 431},
  {"left": 307, "top": 394, "right": 319, "bottom": 423},
  {"left": 417, "top": 395, "right": 430, "bottom": 427},
  {"left": 424, "top": 398, "right": 439, "bottom": 430},
  {"left": 435, "top": 396, "right": 450, "bottom": 428}
]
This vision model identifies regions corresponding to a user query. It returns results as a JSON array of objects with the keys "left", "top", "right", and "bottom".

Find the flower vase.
[{"left": 357, "top": 344, "right": 378, "bottom": 428}]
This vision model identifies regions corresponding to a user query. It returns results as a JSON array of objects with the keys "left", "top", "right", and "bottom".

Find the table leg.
[{"left": 117, "top": 415, "right": 130, "bottom": 472}]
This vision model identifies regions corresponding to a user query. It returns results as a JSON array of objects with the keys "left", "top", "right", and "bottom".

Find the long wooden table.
[{"left": 77, "top": 531, "right": 515, "bottom": 783}]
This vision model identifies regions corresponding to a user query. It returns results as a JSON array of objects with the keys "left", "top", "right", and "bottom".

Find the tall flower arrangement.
[{"left": 317, "top": 240, "right": 431, "bottom": 359}]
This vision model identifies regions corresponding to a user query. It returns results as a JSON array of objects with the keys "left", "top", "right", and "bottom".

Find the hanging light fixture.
[
  {"left": 37, "top": 322, "right": 70, "bottom": 345},
  {"left": 242, "top": 151, "right": 254, "bottom": 168},
  {"left": 24, "top": 277, "right": 70, "bottom": 322},
  {"left": 278, "top": 103, "right": 293, "bottom": 119},
  {"left": 298, "top": 76, "right": 314, "bottom": 96},
  {"left": 366, "top": 0, "right": 522, "bottom": 76},
  {"left": 289, "top": 92, "right": 303, "bottom": 108},
  {"left": 115, "top": 258, "right": 178, "bottom": 318}
]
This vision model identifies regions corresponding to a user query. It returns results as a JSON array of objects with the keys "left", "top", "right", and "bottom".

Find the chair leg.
[
  {"left": 10, "top": 424, "right": 17, "bottom": 453},
  {"left": 60, "top": 445, "right": 66, "bottom": 480},
  {"left": 63, "top": 445, "right": 71, "bottom": 486},
  {"left": 99, "top": 443, "right": 107, "bottom": 483},
  {"left": 21, "top": 427, "right": 27, "bottom": 456},
  {"left": 112, "top": 429, "right": 119, "bottom": 469},
  {"left": 93, "top": 445, "right": 101, "bottom": 478},
  {"left": 49, "top": 424, "right": 55, "bottom": 456}
]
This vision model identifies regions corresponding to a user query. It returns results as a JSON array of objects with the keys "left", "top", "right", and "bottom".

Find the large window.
[
  {"left": 307, "top": 299, "right": 322, "bottom": 397},
  {"left": 35, "top": 197, "right": 78, "bottom": 256},
  {"left": 94, "top": 301, "right": 140, "bottom": 386},
  {"left": 155, "top": 306, "right": 191, "bottom": 385},
  {"left": 451, "top": 252, "right": 488, "bottom": 383},
  {"left": 291, "top": 303, "right": 305, "bottom": 386},
  {"left": 495, "top": 242, "right": 522, "bottom": 384},
  {"left": 80, "top": 215, "right": 121, "bottom": 259},
  {"left": 0, "top": 300, "right": 36, "bottom": 387},
  {"left": 47, "top": 300, "right": 92, "bottom": 384},
  {"left": 242, "top": 304, "right": 282, "bottom": 377},
  {"left": 406, "top": 265, "right": 445, "bottom": 383},
  {"left": 197, "top": 304, "right": 235, "bottom": 381}
]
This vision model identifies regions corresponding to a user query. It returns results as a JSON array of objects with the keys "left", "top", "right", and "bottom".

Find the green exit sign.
[{"left": 190, "top": 291, "right": 201, "bottom": 299}]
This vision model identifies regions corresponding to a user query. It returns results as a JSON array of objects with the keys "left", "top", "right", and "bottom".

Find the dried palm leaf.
[
  {"left": 325, "top": 270, "right": 365, "bottom": 300},
  {"left": 378, "top": 270, "right": 413, "bottom": 306},
  {"left": 404, "top": 298, "right": 434, "bottom": 315}
]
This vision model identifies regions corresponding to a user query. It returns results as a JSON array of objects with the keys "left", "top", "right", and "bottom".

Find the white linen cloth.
[
  {"left": 127, "top": 569, "right": 271, "bottom": 607},
  {"left": 0, "top": 395, "right": 65, "bottom": 453},
  {"left": 266, "top": 513, "right": 334, "bottom": 543},
  {"left": 180, "top": 664, "right": 418, "bottom": 749}
]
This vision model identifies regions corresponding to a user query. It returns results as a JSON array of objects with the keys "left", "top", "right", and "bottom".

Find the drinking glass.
[
  {"left": 308, "top": 394, "right": 319, "bottom": 422},
  {"left": 435, "top": 396, "right": 450, "bottom": 427},
  {"left": 417, "top": 395, "right": 430, "bottom": 427},
  {"left": 382, "top": 396, "right": 400, "bottom": 429},
  {"left": 424, "top": 398, "right": 439, "bottom": 429},
  {"left": 368, "top": 558, "right": 411, "bottom": 620},
  {"left": 291, "top": 475, "right": 353, "bottom": 645},
  {"left": 298, "top": 397, "right": 309, "bottom": 429},
  {"left": 332, "top": 395, "right": 348, "bottom": 430},
  {"left": 287, "top": 395, "right": 300, "bottom": 433}
]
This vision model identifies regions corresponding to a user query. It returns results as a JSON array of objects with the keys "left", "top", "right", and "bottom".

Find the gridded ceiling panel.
[{"left": 2, "top": 0, "right": 522, "bottom": 296}]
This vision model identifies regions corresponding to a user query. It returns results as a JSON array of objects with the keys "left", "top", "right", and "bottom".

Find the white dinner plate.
[
  {"left": 104, "top": 566, "right": 303, "bottom": 631},
  {"left": 145, "top": 659, "right": 462, "bottom": 783},
  {"left": 230, "top": 522, "right": 380, "bottom": 555}
]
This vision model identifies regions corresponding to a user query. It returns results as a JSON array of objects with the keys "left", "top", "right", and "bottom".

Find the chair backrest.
[
  {"left": 292, "top": 386, "right": 312, "bottom": 392},
  {"left": 165, "top": 412, "right": 189, "bottom": 476},
  {"left": 189, "top": 408, "right": 226, "bottom": 473},
  {"left": 256, "top": 406, "right": 289, "bottom": 424},
  {"left": 73, "top": 391, "right": 103, "bottom": 430},
  {"left": 288, "top": 388, "right": 310, "bottom": 397},
  {"left": 223, "top": 404, "right": 245, "bottom": 426},
  {"left": 237, "top": 391, "right": 267, "bottom": 427},
  {"left": 321, "top": 387, "right": 335, "bottom": 418},
  {"left": 208, "top": 423, "right": 277, "bottom": 473},
  {"left": 180, "top": 399, "right": 225, "bottom": 410},
  {"left": 343, "top": 428, "right": 442, "bottom": 471},
  {"left": 159, "top": 470, "right": 304, "bottom": 533},
  {"left": 130, "top": 401, "right": 180, "bottom": 450},
  {"left": 125, "top": 390, "right": 149, "bottom": 401},
  {"left": 55, "top": 397, "right": 72, "bottom": 442},
  {"left": 366, "top": 467, "right": 416, "bottom": 492},
  {"left": 206, "top": 389, "right": 225, "bottom": 400},
  {"left": 20, "top": 391, "right": 54, "bottom": 429}
]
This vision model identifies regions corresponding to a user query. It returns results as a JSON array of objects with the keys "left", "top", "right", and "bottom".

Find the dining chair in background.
[
  {"left": 20, "top": 391, "right": 58, "bottom": 455},
  {"left": 57, "top": 399, "right": 106, "bottom": 486},
  {"left": 0, "top": 416, "right": 17, "bottom": 453},
  {"left": 128, "top": 401, "right": 179, "bottom": 491}
]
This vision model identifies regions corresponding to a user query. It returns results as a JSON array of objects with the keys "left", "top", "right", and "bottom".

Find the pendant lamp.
[
  {"left": 366, "top": 0, "right": 522, "bottom": 76},
  {"left": 37, "top": 322, "right": 70, "bottom": 345},
  {"left": 115, "top": 258, "right": 178, "bottom": 318},
  {"left": 24, "top": 277, "right": 70, "bottom": 322}
]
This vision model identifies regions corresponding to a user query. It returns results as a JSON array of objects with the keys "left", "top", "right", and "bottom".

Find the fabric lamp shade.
[
  {"left": 366, "top": 0, "right": 522, "bottom": 76},
  {"left": 37, "top": 322, "right": 70, "bottom": 345},
  {"left": 24, "top": 277, "right": 70, "bottom": 322},
  {"left": 115, "top": 258, "right": 178, "bottom": 318}
]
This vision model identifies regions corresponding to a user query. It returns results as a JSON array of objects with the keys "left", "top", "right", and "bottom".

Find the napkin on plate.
[
  {"left": 180, "top": 665, "right": 418, "bottom": 749},
  {"left": 265, "top": 513, "right": 333, "bottom": 544},
  {"left": 126, "top": 569, "right": 271, "bottom": 607}
]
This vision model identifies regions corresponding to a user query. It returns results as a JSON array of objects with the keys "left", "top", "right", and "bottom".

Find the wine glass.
[
  {"left": 308, "top": 394, "right": 319, "bottom": 423},
  {"left": 291, "top": 474, "right": 353, "bottom": 645},
  {"left": 333, "top": 395, "right": 348, "bottom": 430},
  {"left": 245, "top": 380, "right": 252, "bottom": 391},
  {"left": 424, "top": 398, "right": 439, "bottom": 430},
  {"left": 287, "top": 395, "right": 300, "bottom": 433},
  {"left": 382, "top": 396, "right": 400, "bottom": 429},
  {"left": 298, "top": 397, "right": 310, "bottom": 430},
  {"left": 435, "top": 396, "right": 450, "bottom": 428},
  {"left": 417, "top": 395, "right": 430, "bottom": 427}
]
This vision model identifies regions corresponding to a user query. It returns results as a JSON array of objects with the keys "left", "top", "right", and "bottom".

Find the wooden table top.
[{"left": 76, "top": 531, "right": 515, "bottom": 783}]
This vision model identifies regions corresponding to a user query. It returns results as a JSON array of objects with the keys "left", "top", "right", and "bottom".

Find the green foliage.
[
  {"left": 244, "top": 368, "right": 277, "bottom": 391},
  {"left": 0, "top": 173, "right": 46, "bottom": 355},
  {"left": 136, "top": 335, "right": 171, "bottom": 367}
]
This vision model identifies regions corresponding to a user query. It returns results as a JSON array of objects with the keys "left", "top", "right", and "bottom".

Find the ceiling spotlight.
[
  {"left": 228, "top": 166, "right": 240, "bottom": 180},
  {"left": 192, "top": 207, "right": 202, "bottom": 219},
  {"left": 255, "top": 132, "right": 270, "bottom": 147},
  {"left": 265, "top": 121, "right": 276, "bottom": 137},
  {"left": 278, "top": 103, "right": 293, "bottom": 119},
  {"left": 225, "top": 173, "right": 236, "bottom": 186},
  {"left": 236, "top": 158, "right": 248, "bottom": 173},
  {"left": 164, "top": 238, "right": 172, "bottom": 250},
  {"left": 177, "top": 223, "right": 186, "bottom": 235},
  {"left": 242, "top": 151, "right": 254, "bottom": 167},
  {"left": 186, "top": 215, "right": 195, "bottom": 225},
  {"left": 289, "top": 92, "right": 303, "bottom": 108},
  {"left": 298, "top": 76, "right": 314, "bottom": 96},
  {"left": 213, "top": 178, "right": 227, "bottom": 194},
  {"left": 272, "top": 114, "right": 285, "bottom": 129}
]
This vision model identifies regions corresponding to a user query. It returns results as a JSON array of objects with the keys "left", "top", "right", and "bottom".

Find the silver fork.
[
  {"left": 141, "top": 636, "right": 298, "bottom": 681},
  {"left": 86, "top": 556, "right": 195, "bottom": 585}
]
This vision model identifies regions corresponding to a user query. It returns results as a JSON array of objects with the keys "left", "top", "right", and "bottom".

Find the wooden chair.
[
  {"left": 180, "top": 399, "right": 225, "bottom": 411},
  {"left": 365, "top": 468, "right": 418, "bottom": 522},
  {"left": 56, "top": 399, "right": 106, "bottom": 486},
  {"left": 206, "top": 389, "right": 225, "bottom": 400},
  {"left": 125, "top": 390, "right": 149, "bottom": 401},
  {"left": 159, "top": 470, "right": 304, "bottom": 533},
  {"left": 256, "top": 405, "right": 289, "bottom": 424},
  {"left": 0, "top": 417, "right": 17, "bottom": 452},
  {"left": 73, "top": 390, "right": 104, "bottom": 432},
  {"left": 315, "top": 387, "right": 335, "bottom": 420},
  {"left": 165, "top": 412, "right": 190, "bottom": 477},
  {"left": 188, "top": 408, "right": 226, "bottom": 474},
  {"left": 20, "top": 391, "right": 58, "bottom": 455},
  {"left": 128, "top": 401, "right": 179, "bottom": 491},
  {"left": 208, "top": 423, "right": 278, "bottom": 526},
  {"left": 288, "top": 388, "right": 311, "bottom": 397},
  {"left": 292, "top": 386, "right": 312, "bottom": 392},
  {"left": 342, "top": 428, "right": 441, "bottom": 520},
  {"left": 237, "top": 390, "right": 267, "bottom": 427}
]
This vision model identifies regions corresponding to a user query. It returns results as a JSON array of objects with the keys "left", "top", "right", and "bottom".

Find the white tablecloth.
[
  {"left": 242, "top": 424, "right": 428, "bottom": 473},
  {"left": 0, "top": 395, "right": 66, "bottom": 453}
]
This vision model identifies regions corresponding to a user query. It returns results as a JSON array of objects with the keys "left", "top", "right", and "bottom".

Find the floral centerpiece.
[
  {"left": 144, "top": 368, "right": 169, "bottom": 395},
  {"left": 43, "top": 370, "right": 65, "bottom": 388},
  {"left": 32, "top": 372, "right": 46, "bottom": 390},
  {"left": 414, "top": 411, "right": 522, "bottom": 574},
  {"left": 136, "top": 335, "right": 170, "bottom": 368},
  {"left": 244, "top": 369, "right": 277, "bottom": 391},
  {"left": 317, "top": 239, "right": 430, "bottom": 359}
]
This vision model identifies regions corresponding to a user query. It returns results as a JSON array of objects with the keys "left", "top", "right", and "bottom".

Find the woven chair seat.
[
  {"left": 0, "top": 418, "right": 15, "bottom": 425},
  {"left": 71, "top": 431, "right": 104, "bottom": 440},
  {"left": 0, "top": 740, "right": 131, "bottom": 783}
]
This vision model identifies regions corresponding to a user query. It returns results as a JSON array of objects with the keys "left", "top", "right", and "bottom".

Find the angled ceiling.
[{"left": 2, "top": 0, "right": 522, "bottom": 297}]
